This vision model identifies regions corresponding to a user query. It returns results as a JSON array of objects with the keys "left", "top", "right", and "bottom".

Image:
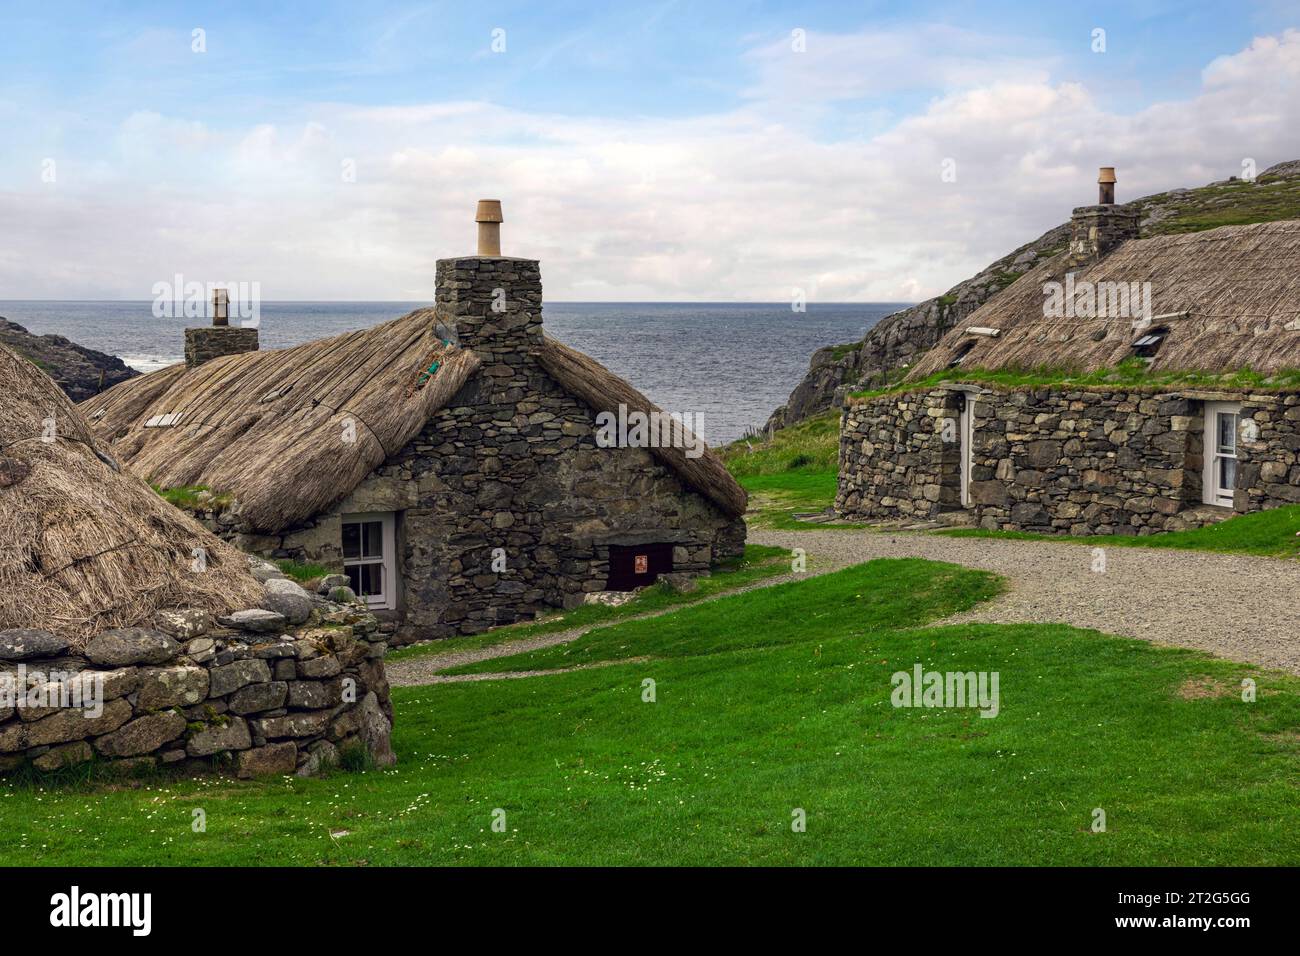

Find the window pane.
[
  {"left": 1220, "top": 457, "right": 1237, "bottom": 494},
  {"left": 342, "top": 522, "right": 360, "bottom": 559},
  {"left": 1217, "top": 413, "right": 1237, "bottom": 454},
  {"left": 345, "top": 562, "right": 384, "bottom": 597},
  {"left": 361, "top": 521, "right": 383, "bottom": 558}
]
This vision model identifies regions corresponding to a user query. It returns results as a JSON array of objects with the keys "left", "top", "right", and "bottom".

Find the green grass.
[
  {"left": 938, "top": 504, "right": 1300, "bottom": 558},
  {"left": 721, "top": 409, "right": 840, "bottom": 477},
  {"left": 3, "top": 557, "right": 1297, "bottom": 866},
  {"left": 719, "top": 410, "right": 866, "bottom": 529},
  {"left": 276, "top": 559, "right": 334, "bottom": 583},
  {"left": 387, "top": 544, "right": 791, "bottom": 663},
  {"left": 151, "top": 484, "right": 232, "bottom": 510},
  {"left": 1143, "top": 174, "right": 1300, "bottom": 235},
  {"left": 442, "top": 557, "right": 1001, "bottom": 675}
]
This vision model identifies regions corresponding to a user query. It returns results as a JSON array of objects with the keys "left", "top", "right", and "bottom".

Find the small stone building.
[
  {"left": 85, "top": 211, "right": 747, "bottom": 642},
  {"left": 838, "top": 170, "right": 1300, "bottom": 535}
]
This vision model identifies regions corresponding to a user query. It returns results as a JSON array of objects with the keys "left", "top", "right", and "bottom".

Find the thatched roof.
[
  {"left": 85, "top": 308, "right": 746, "bottom": 531},
  {"left": 908, "top": 219, "right": 1300, "bottom": 379},
  {"left": 0, "top": 344, "right": 264, "bottom": 643},
  {"left": 85, "top": 308, "right": 481, "bottom": 535},
  {"left": 537, "top": 337, "right": 748, "bottom": 517}
]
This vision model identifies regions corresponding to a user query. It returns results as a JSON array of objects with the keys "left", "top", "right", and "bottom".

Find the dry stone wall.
[
  {"left": 838, "top": 385, "right": 1300, "bottom": 534},
  {"left": 0, "top": 563, "right": 393, "bottom": 777}
]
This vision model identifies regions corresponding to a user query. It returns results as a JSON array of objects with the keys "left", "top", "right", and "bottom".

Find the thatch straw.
[
  {"left": 908, "top": 219, "right": 1300, "bottom": 379},
  {"left": 85, "top": 308, "right": 481, "bottom": 534},
  {"left": 537, "top": 337, "right": 748, "bottom": 517},
  {"left": 0, "top": 345, "right": 264, "bottom": 644}
]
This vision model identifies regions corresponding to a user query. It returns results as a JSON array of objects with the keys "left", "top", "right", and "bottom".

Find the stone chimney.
[
  {"left": 1067, "top": 166, "right": 1139, "bottom": 268},
  {"left": 435, "top": 201, "right": 542, "bottom": 367},
  {"left": 184, "top": 288, "right": 259, "bottom": 368}
]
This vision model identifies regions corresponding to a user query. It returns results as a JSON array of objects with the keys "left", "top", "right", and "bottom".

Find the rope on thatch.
[
  {"left": 908, "top": 219, "right": 1300, "bottom": 379},
  {"left": 0, "top": 345, "right": 265, "bottom": 645},
  {"left": 537, "top": 336, "right": 748, "bottom": 517},
  {"left": 84, "top": 308, "right": 481, "bottom": 534}
]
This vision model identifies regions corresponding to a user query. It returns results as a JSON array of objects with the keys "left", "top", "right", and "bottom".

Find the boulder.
[
  {"left": 23, "top": 698, "right": 133, "bottom": 749},
  {"left": 297, "top": 656, "right": 341, "bottom": 679},
  {"left": 287, "top": 680, "right": 340, "bottom": 709},
  {"left": 208, "top": 658, "right": 272, "bottom": 697},
  {"left": 252, "top": 710, "right": 332, "bottom": 739},
  {"left": 32, "top": 741, "right": 93, "bottom": 772},
  {"left": 264, "top": 578, "right": 312, "bottom": 599},
  {"left": 186, "top": 717, "right": 252, "bottom": 757},
  {"left": 84, "top": 628, "right": 180, "bottom": 667},
  {"left": 316, "top": 574, "right": 351, "bottom": 595},
  {"left": 137, "top": 666, "right": 210, "bottom": 709},
  {"left": 0, "top": 629, "right": 69, "bottom": 661},
  {"left": 296, "top": 739, "right": 339, "bottom": 777},
  {"left": 228, "top": 681, "right": 287, "bottom": 715},
  {"left": 236, "top": 742, "right": 297, "bottom": 778},
  {"left": 218, "top": 609, "right": 287, "bottom": 634},
  {"left": 358, "top": 691, "right": 395, "bottom": 767},
  {"left": 93, "top": 711, "right": 186, "bottom": 757},
  {"left": 258, "top": 591, "right": 313, "bottom": 625},
  {"left": 154, "top": 609, "right": 212, "bottom": 641}
]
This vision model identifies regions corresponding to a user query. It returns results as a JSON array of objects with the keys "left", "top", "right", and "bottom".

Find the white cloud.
[{"left": 4, "top": 29, "right": 1300, "bottom": 301}]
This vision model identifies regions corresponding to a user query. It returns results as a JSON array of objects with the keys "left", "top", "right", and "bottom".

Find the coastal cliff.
[
  {"left": 765, "top": 160, "right": 1300, "bottom": 432},
  {"left": 0, "top": 316, "right": 138, "bottom": 401}
]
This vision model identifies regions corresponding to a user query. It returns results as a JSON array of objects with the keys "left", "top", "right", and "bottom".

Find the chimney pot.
[
  {"left": 475, "top": 199, "right": 503, "bottom": 256},
  {"left": 212, "top": 288, "right": 229, "bottom": 327},
  {"left": 1097, "top": 166, "right": 1117, "bottom": 205}
]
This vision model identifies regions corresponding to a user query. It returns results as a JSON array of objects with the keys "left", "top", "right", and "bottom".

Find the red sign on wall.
[{"left": 634, "top": 554, "right": 649, "bottom": 574}]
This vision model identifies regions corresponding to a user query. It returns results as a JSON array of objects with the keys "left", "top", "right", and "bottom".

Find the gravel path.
[
  {"left": 754, "top": 528, "right": 1300, "bottom": 675},
  {"left": 387, "top": 525, "right": 1300, "bottom": 686}
]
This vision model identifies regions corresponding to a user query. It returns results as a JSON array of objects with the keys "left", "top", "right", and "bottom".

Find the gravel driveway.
[{"left": 754, "top": 528, "right": 1300, "bottom": 675}]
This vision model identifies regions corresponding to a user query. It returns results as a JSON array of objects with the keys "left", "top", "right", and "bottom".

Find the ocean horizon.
[{"left": 0, "top": 299, "right": 906, "bottom": 445}]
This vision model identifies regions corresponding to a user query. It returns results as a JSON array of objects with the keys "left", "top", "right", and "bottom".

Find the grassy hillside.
[{"left": 5, "top": 558, "right": 1298, "bottom": 866}]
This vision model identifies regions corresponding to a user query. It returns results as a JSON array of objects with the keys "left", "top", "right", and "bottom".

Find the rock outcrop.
[
  {"left": 766, "top": 161, "right": 1300, "bottom": 431},
  {"left": 0, "top": 317, "right": 138, "bottom": 402}
]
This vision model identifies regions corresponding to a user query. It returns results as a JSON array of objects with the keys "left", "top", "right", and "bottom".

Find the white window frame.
[
  {"left": 1202, "top": 402, "right": 1241, "bottom": 508},
  {"left": 342, "top": 511, "right": 397, "bottom": 610},
  {"left": 958, "top": 392, "right": 975, "bottom": 508}
]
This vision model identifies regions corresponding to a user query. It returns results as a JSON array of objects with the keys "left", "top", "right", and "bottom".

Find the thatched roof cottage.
[
  {"left": 85, "top": 205, "right": 748, "bottom": 642},
  {"left": 0, "top": 342, "right": 395, "bottom": 776},
  {"left": 838, "top": 169, "right": 1300, "bottom": 535}
]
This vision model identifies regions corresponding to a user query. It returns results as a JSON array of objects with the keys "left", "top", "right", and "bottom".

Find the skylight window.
[
  {"left": 1132, "top": 327, "right": 1169, "bottom": 360},
  {"left": 947, "top": 340, "right": 977, "bottom": 369}
]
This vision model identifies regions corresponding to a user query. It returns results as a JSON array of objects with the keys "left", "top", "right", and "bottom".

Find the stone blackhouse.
[
  {"left": 85, "top": 206, "right": 748, "bottom": 644},
  {"left": 838, "top": 170, "right": 1300, "bottom": 534}
]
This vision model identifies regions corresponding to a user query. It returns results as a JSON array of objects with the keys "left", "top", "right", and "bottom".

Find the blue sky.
[{"left": 4, "top": 1, "right": 1300, "bottom": 299}]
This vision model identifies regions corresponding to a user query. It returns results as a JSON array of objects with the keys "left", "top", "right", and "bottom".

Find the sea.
[{"left": 0, "top": 301, "right": 905, "bottom": 445}]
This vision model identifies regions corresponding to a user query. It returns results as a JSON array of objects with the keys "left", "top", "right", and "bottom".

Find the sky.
[{"left": 3, "top": 0, "right": 1300, "bottom": 301}]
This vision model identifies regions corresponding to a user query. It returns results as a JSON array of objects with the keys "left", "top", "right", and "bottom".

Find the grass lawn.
[
  {"left": 388, "top": 544, "right": 791, "bottom": 663},
  {"left": 2, "top": 558, "right": 1297, "bottom": 866},
  {"left": 938, "top": 504, "right": 1300, "bottom": 559},
  {"left": 721, "top": 410, "right": 866, "bottom": 529}
]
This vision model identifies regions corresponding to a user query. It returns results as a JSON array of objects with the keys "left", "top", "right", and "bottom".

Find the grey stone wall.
[
  {"left": 838, "top": 385, "right": 1300, "bottom": 534},
  {"left": 0, "top": 569, "right": 394, "bottom": 777},
  {"left": 188, "top": 257, "right": 745, "bottom": 643},
  {"left": 184, "top": 326, "right": 259, "bottom": 368}
]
